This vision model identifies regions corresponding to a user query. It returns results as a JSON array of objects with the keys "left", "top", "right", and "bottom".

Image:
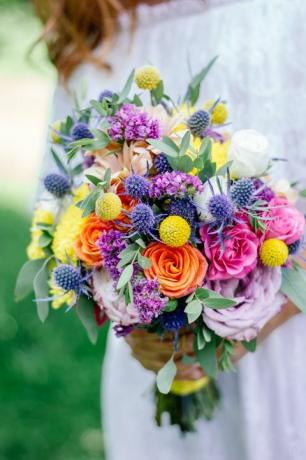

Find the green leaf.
[
  {"left": 164, "top": 299, "right": 178, "bottom": 312},
  {"left": 33, "top": 257, "right": 51, "bottom": 322},
  {"left": 76, "top": 189, "right": 100, "bottom": 217},
  {"left": 196, "top": 328, "right": 206, "bottom": 350},
  {"left": 117, "top": 250, "right": 136, "bottom": 268},
  {"left": 15, "top": 259, "right": 45, "bottom": 302},
  {"left": 156, "top": 355, "right": 177, "bottom": 394},
  {"left": 137, "top": 253, "right": 152, "bottom": 270},
  {"left": 195, "top": 338, "right": 217, "bottom": 378},
  {"left": 281, "top": 267, "right": 306, "bottom": 314},
  {"left": 184, "top": 56, "right": 218, "bottom": 104},
  {"left": 242, "top": 338, "right": 257, "bottom": 352},
  {"left": 135, "top": 238, "right": 146, "bottom": 249},
  {"left": 204, "top": 297, "right": 236, "bottom": 309},
  {"left": 195, "top": 287, "right": 210, "bottom": 300},
  {"left": 179, "top": 131, "right": 191, "bottom": 157},
  {"left": 50, "top": 148, "right": 68, "bottom": 175},
  {"left": 76, "top": 295, "right": 98, "bottom": 344},
  {"left": 198, "top": 138, "right": 212, "bottom": 162},
  {"left": 90, "top": 99, "right": 108, "bottom": 116},
  {"left": 148, "top": 138, "right": 179, "bottom": 157},
  {"left": 151, "top": 80, "right": 164, "bottom": 104},
  {"left": 85, "top": 174, "right": 103, "bottom": 186},
  {"left": 117, "top": 264, "right": 133, "bottom": 290},
  {"left": 184, "top": 299, "right": 203, "bottom": 323},
  {"left": 38, "top": 233, "right": 53, "bottom": 248},
  {"left": 119, "top": 244, "right": 138, "bottom": 258},
  {"left": 118, "top": 69, "right": 135, "bottom": 103}
]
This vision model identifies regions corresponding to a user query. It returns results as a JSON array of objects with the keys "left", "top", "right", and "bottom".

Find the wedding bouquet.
[{"left": 16, "top": 58, "right": 306, "bottom": 432}]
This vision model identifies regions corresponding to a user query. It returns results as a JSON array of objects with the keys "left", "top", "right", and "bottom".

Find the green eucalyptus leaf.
[
  {"left": 148, "top": 139, "right": 178, "bottom": 157},
  {"left": 137, "top": 253, "right": 152, "bottom": 270},
  {"left": 33, "top": 257, "right": 51, "bottom": 322},
  {"left": 117, "top": 264, "right": 133, "bottom": 290},
  {"left": 216, "top": 161, "right": 233, "bottom": 177},
  {"left": 197, "top": 328, "right": 206, "bottom": 350},
  {"left": 90, "top": 100, "right": 108, "bottom": 116},
  {"left": 204, "top": 297, "right": 236, "bottom": 309},
  {"left": 179, "top": 131, "right": 191, "bottom": 157},
  {"left": 184, "top": 56, "right": 218, "bottom": 104},
  {"left": 118, "top": 69, "right": 135, "bottom": 103},
  {"left": 76, "top": 190, "right": 100, "bottom": 217},
  {"left": 117, "top": 251, "right": 136, "bottom": 268},
  {"left": 195, "top": 337, "right": 217, "bottom": 378},
  {"left": 151, "top": 80, "right": 164, "bottom": 104},
  {"left": 85, "top": 174, "right": 103, "bottom": 186},
  {"left": 119, "top": 244, "right": 138, "bottom": 258},
  {"left": 164, "top": 299, "right": 178, "bottom": 312},
  {"left": 76, "top": 295, "right": 98, "bottom": 344},
  {"left": 185, "top": 299, "right": 203, "bottom": 323},
  {"left": 50, "top": 148, "right": 68, "bottom": 175},
  {"left": 135, "top": 238, "right": 146, "bottom": 249},
  {"left": 156, "top": 355, "right": 177, "bottom": 394},
  {"left": 281, "top": 267, "right": 306, "bottom": 314},
  {"left": 38, "top": 233, "right": 53, "bottom": 248},
  {"left": 15, "top": 259, "right": 46, "bottom": 302}
]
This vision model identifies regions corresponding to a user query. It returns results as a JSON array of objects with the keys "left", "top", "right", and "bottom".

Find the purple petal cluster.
[
  {"left": 149, "top": 171, "right": 204, "bottom": 199},
  {"left": 97, "top": 230, "right": 127, "bottom": 280},
  {"left": 108, "top": 104, "right": 161, "bottom": 142},
  {"left": 133, "top": 278, "right": 168, "bottom": 324},
  {"left": 253, "top": 179, "right": 275, "bottom": 202}
]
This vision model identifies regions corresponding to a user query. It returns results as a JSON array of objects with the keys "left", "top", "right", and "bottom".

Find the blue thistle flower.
[
  {"left": 125, "top": 174, "right": 149, "bottom": 199},
  {"left": 160, "top": 308, "right": 188, "bottom": 333},
  {"left": 187, "top": 110, "right": 210, "bottom": 137},
  {"left": 131, "top": 203, "right": 155, "bottom": 234},
  {"left": 288, "top": 239, "right": 301, "bottom": 255},
  {"left": 231, "top": 178, "right": 255, "bottom": 207},
  {"left": 154, "top": 154, "right": 173, "bottom": 174},
  {"left": 168, "top": 197, "right": 197, "bottom": 224},
  {"left": 208, "top": 194, "right": 235, "bottom": 222},
  {"left": 44, "top": 173, "right": 70, "bottom": 198},
  {"left": 53, "top": 265, "right": 82, "bottom": 293},
  {"left": 98, "top": 89, "right": 113, "bottom": 103},
  {"left": 71, "top": 122, "right": 93, "bottom": 141}
]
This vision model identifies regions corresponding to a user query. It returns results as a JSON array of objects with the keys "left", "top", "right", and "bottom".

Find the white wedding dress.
[{"left": 48, "top": 1, "right": 306, "bottom": 459}]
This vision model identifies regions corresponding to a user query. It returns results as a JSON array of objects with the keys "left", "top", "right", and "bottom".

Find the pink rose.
[
  {"left": 200, "top": 223, "right": 259, "bottom": 281},
  {"left": 265, "top": 197, "right": 305, "bottom": 244}
]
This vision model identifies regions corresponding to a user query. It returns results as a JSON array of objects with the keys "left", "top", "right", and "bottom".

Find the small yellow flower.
[
  {"left": 49, "top": 277, "right": 76, "bottom": 309},
  {"left": 159, "top": 216, "right": 191, "bottom": 247},
  {"left": 27, "top": 208, "right": 54, "bottom": 260},
  {"left": 204, "top": 100, "right": 228, "bottom": 125},
  {"left": 50, "top": 120, "right": 62, "bottom": 143},
  {"left": 134, "top": 65, "right": 161, "bottom": 90},
  {"left": 260, "top": 239, "right": 289, "bottom": 267},
  {"left": 212, "top": 140, "right": 229, "bottom": 170},
  {"left": 95, "top": 193, "right": 122, "bottom": 221},
  {"left": 171, "top": 377, "right": 210, "bottom": 396}
]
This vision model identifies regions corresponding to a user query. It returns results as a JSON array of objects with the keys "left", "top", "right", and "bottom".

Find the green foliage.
[
  {"left": 242, "top": 338, "right": 257, "bottom": 352},
  {"left": 76, "top": 295, "right": 98, "bottom": 344},
  {"left": 184, "top": 56, "right": 219, "bottom": 105},
  {"left": 0, "top": 206, "right": 107, "bottom": 460},
  {"left": 281, "top": 266, "right": 306, "bottom": 314},
  {"left": 156, "top": 355, "right": 177, "bottom": 394}
]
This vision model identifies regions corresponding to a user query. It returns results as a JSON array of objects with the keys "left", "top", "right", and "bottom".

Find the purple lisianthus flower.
[
  {"left": 253, "top": 178, "right": 275, "bottom": 202},
  {"left": 149, "top": 171, "right": 204, "bottom": 199},
  {"left": 133, "top": 278, "right": 168, "bottom": 324},
  {"left": 108, "top": 104, "right": 161, "bottom": 142},
  {"left": 203, "top": 265, "right": 285, "bottom": 341},
  {"left": 97, "top": 230, "right": 127, "bottom": 281}
]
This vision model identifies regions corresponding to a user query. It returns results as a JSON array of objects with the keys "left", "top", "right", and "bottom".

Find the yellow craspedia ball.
[
  {"left": 204, "top": 100, "right": 228, "bottom": 125},
  {"left": 260, "top": 239, "right": 289, "bottom": 267},
  {"left": 134, "top": 65, "right": 161, "bottom": 90},
  {"left": 159, "top": 216, "right": 191, "bottom": 247},
  {"left": 50, "top": 120, "right": 62, "bottom": 143},
  {"left": 95, "top": 193, "right": 122, "bottom": 221}
]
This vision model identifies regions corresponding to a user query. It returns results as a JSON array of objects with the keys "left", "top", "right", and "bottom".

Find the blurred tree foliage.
[{"left": 0, "top": 206, "right": 108, "bottom": 459}]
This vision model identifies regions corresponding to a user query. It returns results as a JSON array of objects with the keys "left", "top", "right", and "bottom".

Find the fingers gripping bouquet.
[{"left": 16, "top": 59, "right": 306, "bottom": 433}]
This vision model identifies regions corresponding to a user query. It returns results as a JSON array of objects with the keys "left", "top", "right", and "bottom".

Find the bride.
[{"left": 35, "top": 0, "right": 306, "bottom": 459}]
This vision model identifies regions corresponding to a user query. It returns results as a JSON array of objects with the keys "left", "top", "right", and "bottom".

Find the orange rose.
[
  {"left": 143, "top": 243, "right": 208, "bottom": 298},
  {"left": 75, "top": 214, "right": 113, "bottom": 267}
]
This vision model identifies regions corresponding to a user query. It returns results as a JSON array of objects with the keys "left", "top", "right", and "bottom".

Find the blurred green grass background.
[{"left": 0, "top": 1, "right": 107, "bottom": 459}]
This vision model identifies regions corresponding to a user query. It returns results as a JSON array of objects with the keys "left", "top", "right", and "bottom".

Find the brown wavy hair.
[{"left": 33, "top": 0, "right": 144, "bottom": 80}]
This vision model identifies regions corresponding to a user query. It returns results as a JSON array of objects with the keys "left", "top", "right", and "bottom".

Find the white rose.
[
  {"left": 193, "top": 175, "right": 227, "bottom": 221},
  {"left": 228, "top": 129, "right": 270, "bottom": 178}
]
